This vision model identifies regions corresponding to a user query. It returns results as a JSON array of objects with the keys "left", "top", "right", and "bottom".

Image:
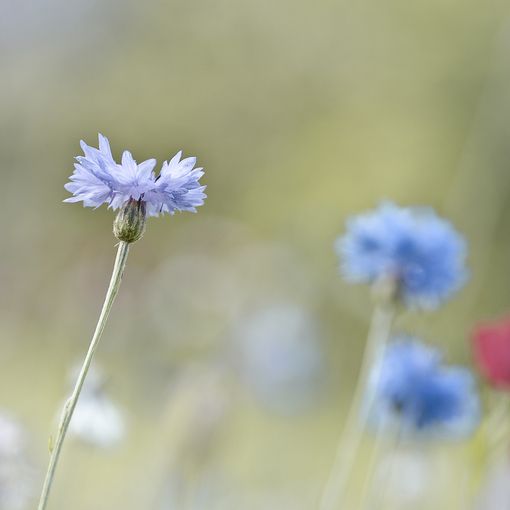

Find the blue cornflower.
[
  {"left": 368, "top": 338, "right": 480, "bottom": 439},
  {"left": 64, "top": 134, "right": 206, "bottom": 217},
  {"left": 336, "top": 202, "right": 468, "bottom": 309}
]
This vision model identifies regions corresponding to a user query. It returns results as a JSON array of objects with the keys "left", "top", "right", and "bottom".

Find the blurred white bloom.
[
  {"left": 65, "top": 365, "right": 126, "bottom": 448},
  {"left": 475, "top": 459, "right": 510, "bottom": 510},
  {"left": 373, "top": 450, "right": 431, "bottom": 507},
  {"left": 0, "top": 412, "right": 34, "bottom": 510},
  {"left": 68, "top": 395, "right": 126, "bottom": 448},
  {"left": 0, "top": 413, "right": 24, "bottom": 458},
  {"left": 234, "top": 303, "right": 324, "bottom": 413}
]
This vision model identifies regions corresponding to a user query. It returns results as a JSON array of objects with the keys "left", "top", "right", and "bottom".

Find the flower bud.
[{"left": 113, "top": 199, "right": 146, "bottom": 243}]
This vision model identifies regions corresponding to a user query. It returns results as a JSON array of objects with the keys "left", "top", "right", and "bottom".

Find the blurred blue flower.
[
  {"left": 64, "top": 134, "right": 206, "bottom": 216},
  {"left": 234, "top": 303, "right": 324, "bottom": 414},
  {"left": 336, "top": 202, "right": 468, "bottom": 309},
  {"left": 368, "top": 338, "right": 480, "bottom": 439}
]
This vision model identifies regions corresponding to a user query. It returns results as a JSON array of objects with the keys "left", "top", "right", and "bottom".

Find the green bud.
[{"left": 113, "top": 199, "right": 147, "bottom": 243}]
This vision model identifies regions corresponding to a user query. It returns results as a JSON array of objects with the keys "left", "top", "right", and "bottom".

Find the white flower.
[
  {"left": 68, "top": 394, "right": 126, "bottom": 448},
  {"left": 65, "top": 365, "right": 126, "bottom": 448},
  {"left": 0, "top": 412, "right": 34, "bottom": 510}
]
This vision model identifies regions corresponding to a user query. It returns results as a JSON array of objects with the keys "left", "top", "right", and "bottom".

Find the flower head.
[
  {"left": 68, "top": 395, "right": 125, "bottom": 448},
  {"left": 472, "top": 316, "right": 510, "bottom": 390},
  {"left": 368, "top": 338, "right": 480, "bottom": 439},
  {"left": 336, "top": 202, "right": 468, "bottom": 309},
  {"left": 64, "top": 134, "right": 206, "bottom": 217}
]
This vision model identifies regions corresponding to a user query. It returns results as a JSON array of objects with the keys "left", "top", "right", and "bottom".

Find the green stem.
[
  {"left": 366, "top": 424, "right": 403, "bottom": 510},
  {"left": 358, "top": 422, "right": 387, "bottom": 510},
  {"left": 37, "top": 241, "right": 130, "bottom": 510},
  {"left": 485, "top": 392, "right": 510, "bottom": 452},
  {"left": 319, "top": 299, "right": 395, "bottom": 510}
]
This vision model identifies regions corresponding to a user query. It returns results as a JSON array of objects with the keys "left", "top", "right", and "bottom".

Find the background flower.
[
  {"left": 65, "top": 366, "right": 126, "bottom": 448},
  {"left": 0, "top": 412, "right": 34, "bottom": 510},
  {"left": 472, "top": 316, "right": 510, "bottom": 389},
  {"left": 231, "top": 303, "right": 324, "bottom": 414},
  {"left": 475, "top": 458, "right": 510, "bottom": 510},
  {"left": 368, "top": 338, "right": 480, "bottom": 439},
  {"left": 336, "top": 202, "right": 468, "bottom": 309},
  {"left": 68, "top": 393, "right": 126, "bottom": 449}
]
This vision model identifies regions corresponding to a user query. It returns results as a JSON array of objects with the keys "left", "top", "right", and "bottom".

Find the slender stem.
[
  {"left": 359, "top": 423, "right": 387, "bottom": 510},
  {"left": 463, "top": 393, "right": 510, "bottom": 509},
  {"left": 366, "top": 424, "right": 403, "bottom": 510},
  {"left": 319, "top": 300, "right": 395, "bottom": 510},
  {"left": 485, "top": 392, "right": 510, "bottom": 452},
  {"left": 37, "top": 241, "right": 131, "bottom": 510}
]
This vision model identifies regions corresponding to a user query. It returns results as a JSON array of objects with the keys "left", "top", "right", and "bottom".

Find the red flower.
[{"left": 473, "top": 317, "right": 510, "bottom": 389}]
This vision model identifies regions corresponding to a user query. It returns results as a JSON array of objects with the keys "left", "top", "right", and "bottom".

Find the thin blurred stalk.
[
  {"left": 470, "top": 394, "right": 510, "bottom": 509},
  {"left": 359, "top": 424, "right": 387, "bottom": 510},
  {"left": 456, "top": 447, "right": 476, "bottom": 510},
  {"left": 485, "top": 392, "right": 510, "bottom": 452},
  {"left": 319, "top": 280, "right": 396, "bottom": 510},
  {"left": 37, "top": 241, "right": 130, "bottom": 510},
  {"left": 464, "top": 392, "right": 510, "bottom": 507},
  {"left": 364, "top": 425, "right": 403, "bottom": 510}
]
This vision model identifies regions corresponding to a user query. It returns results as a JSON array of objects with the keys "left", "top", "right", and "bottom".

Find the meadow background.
[{"left": 1, "top": 0, "right": 510, "bottom": 508}]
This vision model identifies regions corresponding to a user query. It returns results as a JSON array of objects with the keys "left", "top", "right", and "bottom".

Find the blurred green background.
[{"left": 1, "top": 0, "right": 510, "bottom": 508}]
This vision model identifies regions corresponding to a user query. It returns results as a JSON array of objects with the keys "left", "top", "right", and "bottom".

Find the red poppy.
[{"left": 473, "top": 317, "right": 510, "bottom": 389}]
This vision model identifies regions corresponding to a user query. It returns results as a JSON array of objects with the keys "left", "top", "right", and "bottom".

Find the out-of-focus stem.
[
  {"left": 319, "top": 292, "right": 395, "bottom": 510},
  {"left": 364, "top": 424, "right": 403, "bottom": 510},
  {"left": 37, "top": 241, "right": 130, "bottom": 510},
  {"left": 358, "top": 423, "right": 387, "bottom": 510}
]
